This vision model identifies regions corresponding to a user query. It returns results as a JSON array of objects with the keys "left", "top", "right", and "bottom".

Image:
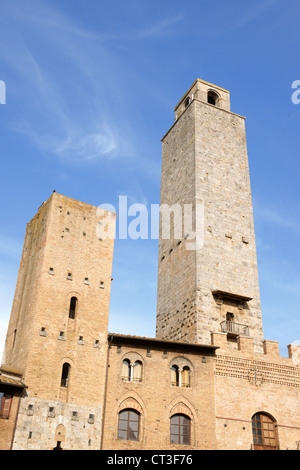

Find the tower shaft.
[{"left": 156, "top": 79, "right": 263, "bottom": 352}]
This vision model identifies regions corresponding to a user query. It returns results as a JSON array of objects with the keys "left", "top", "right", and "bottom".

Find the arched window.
[
  {"left": 171, "top": 365, "right": 190, "bottom": 388},
  {"left": 171, "top": 365, "right": 180, "bottom": 387},
  {"left": 170, "top": 414, "right": 191, "bottom": 445},
  {"left": 118, "top": 409, "right": 140, "bottom": 441},
  {"left": 69, "top": 297, "right": 77, "bottom": 319},
  {"left": 122, "top": 359, "right": 143, "bottom": 382},
  {"left": 184, "top": 97, "right": 191, "bottom": 108},
  {"left": 132, "top": 361, "right": 143, "bottom": 383},
  {"left": 181, "top": 367, "right": 190, "bottom": 388},
  {"left": 61, "top": 363, "right": 71, "bottom": 388},
  {"left": 207, "top": 90, "right": 219, "bottom": 106},
  {"left": 122, "top": 360, "right": 131, "bottom": 381},
  {"left": 252, "top": 413, "right": 279, "bottom": 450},
  {"left": 54, "top": 424, "right": 66, "bottom": 450}
]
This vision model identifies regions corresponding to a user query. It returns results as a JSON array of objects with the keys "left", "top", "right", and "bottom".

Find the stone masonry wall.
[
  {"left": 3, "top": 192, "right": 115, "bottom": 449},
  {"left": 194, "top": 100, "right": 263, "bottom": 352},
  {"left": 157, "top": 82, "right": 264, "bottom": 353},
  {"left": 156, "top": 99, "right": 198, "bottom": 343},
  {"left": 12, "top": 396, "right": 102, "bottom": 450}
]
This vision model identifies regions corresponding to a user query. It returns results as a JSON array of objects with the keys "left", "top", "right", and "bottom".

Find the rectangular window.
[
  {"left": 170, "top": 414, "right": 191, "bottom": 445},
  {"left": 0, "top": 393, "right": 12, "bottom": 419}
]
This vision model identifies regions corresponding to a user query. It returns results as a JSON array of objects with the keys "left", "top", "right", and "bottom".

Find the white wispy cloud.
[
  {"left": 7, "top": 2, "right": 182, "bottom": 41},
  {"left": 233, "top": 0, "right": 283, "bottom": 30},
  {"left": 99, "top": 14, "right": 183, "bottom": 41},
  {"left": 1, "top": 1, "right": 181, "bottom": 166}
]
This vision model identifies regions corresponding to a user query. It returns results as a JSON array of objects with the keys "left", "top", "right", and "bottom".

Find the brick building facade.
[{"left": 1, "top": 79, "right": 300, "bottom": 450}]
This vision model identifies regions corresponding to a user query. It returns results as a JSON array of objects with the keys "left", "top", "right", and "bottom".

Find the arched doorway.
[
  {"left": 252, "top": 412, "right": 279, "bottom": 450},
  {"left": 53, "top": 424, "right": 66, "bottom": 450}
]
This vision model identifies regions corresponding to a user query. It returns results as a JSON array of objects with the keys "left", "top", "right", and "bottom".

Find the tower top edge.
[
  {"left": 161, "top": 99, "right": 245, "bottom": 142},
  {"left": 27, "top": 191, "right": 115, "bottom": 226},
  {"left": 174, "top": 78, "right": 230, "bottom": 111}
]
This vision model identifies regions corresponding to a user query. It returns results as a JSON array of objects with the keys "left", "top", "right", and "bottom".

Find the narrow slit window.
[
  {"left": 61, "top": 363, "right": 71, "bottom": 388},
  {"left": 69, "top": 297, "right": 77, "bottom": 319},
  {"left": 12, "top": 329, "right": 17, "bottom": 349}
]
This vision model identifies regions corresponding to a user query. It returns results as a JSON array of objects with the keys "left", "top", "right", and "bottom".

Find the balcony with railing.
[{"left": 220, "top": 321, "right": 250, "bottom": 337}]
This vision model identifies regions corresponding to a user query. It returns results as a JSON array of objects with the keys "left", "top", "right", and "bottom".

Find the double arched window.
[
  {"left": 171, "top": 365, "right": 190, "bottom": 388},
  {"left": 122, "top": 360, "right": 143, "bottom": 383}
]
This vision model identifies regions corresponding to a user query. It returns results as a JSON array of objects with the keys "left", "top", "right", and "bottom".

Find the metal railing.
[
  {"left": 121, "top": 376, "right": 142, "bottom": 383},
  {"left": 171, "top": 381, "right": 190, "bottom": 388}
]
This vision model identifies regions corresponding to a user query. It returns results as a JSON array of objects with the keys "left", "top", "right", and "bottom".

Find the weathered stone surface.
[
  {"left": 3, "top": 192, "right": 115, "bottom": 450},
  {"left": 157, "top": 79, "right": 264, "bottom": 353}
]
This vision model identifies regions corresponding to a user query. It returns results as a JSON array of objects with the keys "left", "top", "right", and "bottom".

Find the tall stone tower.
[
  {"left": 2, "top": 192, "right": 115, "bottom": 449},
  {"left": 156, "top": 79, "right": 264, "bottom": 352}
]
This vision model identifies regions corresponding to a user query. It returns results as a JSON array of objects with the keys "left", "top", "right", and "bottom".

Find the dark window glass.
[
  {"left": 170, "top": 414, "right": 191, "bottom": 445},
  {"left": 118, "top": 409, "right": 140, "bottom": 441}
]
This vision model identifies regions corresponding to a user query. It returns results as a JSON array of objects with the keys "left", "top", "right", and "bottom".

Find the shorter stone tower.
[{"left": 3, "top": 192, "right": 115, "bottom": 450}]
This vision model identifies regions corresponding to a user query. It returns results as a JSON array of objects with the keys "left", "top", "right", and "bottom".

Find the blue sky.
[{"left": 0, "top": 0, "right": 299, "bottom": 359}]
